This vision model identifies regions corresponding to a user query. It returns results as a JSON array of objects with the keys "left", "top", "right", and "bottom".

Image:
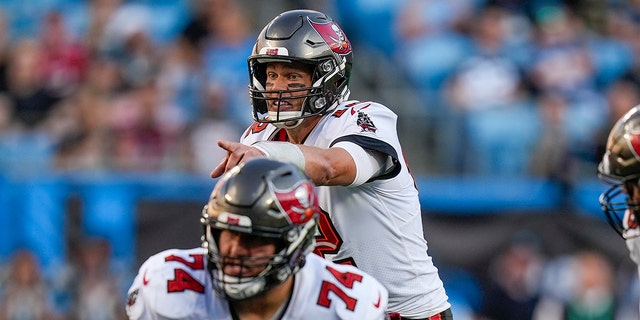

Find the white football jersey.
[
  {"left": 240, "top": 100, "right": 450, "bottom": 317},
  {"left": 623, "top": 209, "right": 640, "bottom": 266},
  {"left": 126, "top": 247, "right": 388, "bottom": 320}
]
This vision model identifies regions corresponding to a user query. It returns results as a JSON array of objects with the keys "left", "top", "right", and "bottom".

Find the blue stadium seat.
[
  {"left": 79, "top": 178, "right": 137, "bottom": 270},
  {"left": 570, "top": 178, "right": 608, "bottom": 219},
  {"left": 463, "top": 104, "right": 541, "bottom": 176},
  {"left": 0, "top": 175, "right": 12, "bottom": 261},
  {"left": 417, "top": 176, "right": 562, "bottom": 214},
  {"left": 17, "top": 177, "right": 68, "bottom": 272}
]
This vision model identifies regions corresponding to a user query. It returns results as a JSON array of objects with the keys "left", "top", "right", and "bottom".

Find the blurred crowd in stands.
[
  {"left": 1, "top": 0, "right": 638, "bottom": 180},
  {"left": 1, "top": 0, "right": 640, "bottom": 318}
]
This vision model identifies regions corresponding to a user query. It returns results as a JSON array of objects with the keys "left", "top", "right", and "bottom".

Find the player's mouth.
[
  {"left": 270, "top": 100, "right": 294, "bottom": 111},
  {"left": 223, "top": 262, "right": 250, "bottom": 276}
]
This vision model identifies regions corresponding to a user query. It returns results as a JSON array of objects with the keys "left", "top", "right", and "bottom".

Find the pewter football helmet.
[
  {"left": 201, "top": 158, "right": 320, "bottom": 300},
  {"left": 248, "top": 9, "right": 352, "bottom": 128}
]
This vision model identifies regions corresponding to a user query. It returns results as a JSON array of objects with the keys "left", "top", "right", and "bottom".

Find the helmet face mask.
[
  {"left": 598, "top": 105, "right": 640, "bottom": 238},
  {"left": 599, "top": 183, "right": 640, "bottom": 239},
  {"left": 201, "top": 158, "right": 320, "bottom": 300},
  {"left": 248, "top": 10, "right": 352, "bottom": 128}
]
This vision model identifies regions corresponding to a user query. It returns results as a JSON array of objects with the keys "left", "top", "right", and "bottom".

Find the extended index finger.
[{"left": 217, "top": 140, "right": 241, "bottom": 152}]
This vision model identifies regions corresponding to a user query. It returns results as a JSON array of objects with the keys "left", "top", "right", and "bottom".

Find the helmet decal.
[
  {"left": 259, "top": 47, "right": 289, "bottom": 56},
  {"left": 218, "top": 212, "right": 252, "bottom": 227},
  {"left": 273, "top": 181, "right": 317, "bottom": 224},
  {"left": 309, "top": 20, "right": 351, "bottom": 54},
  {"left": 628, "top": 132, "right": 640, "bottom": 160}
]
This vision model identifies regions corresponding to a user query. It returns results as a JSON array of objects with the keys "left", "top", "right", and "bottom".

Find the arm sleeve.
[{"left": 333, "top": 141, "right": 388, "bottom": 187}]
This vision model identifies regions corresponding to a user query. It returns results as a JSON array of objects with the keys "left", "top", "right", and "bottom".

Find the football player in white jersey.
[
  {"left": 209, "top": 9, "right": 452, "bottom": 320},
  {"left": 126, "top": 158, "right": 389, "bottom": 319},
  {"left": 598, "top": 105, "right": 640, "bottom": 291}
]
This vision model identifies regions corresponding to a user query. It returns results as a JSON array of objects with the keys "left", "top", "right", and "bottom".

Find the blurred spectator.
[
  {"left": 101, "top": 3, "right": 161, "bottom": 89},
  {"left": 393, "top": 0, "right": 474, "bottom": 98},
  {"left": 440, "top": 3, "right": 537, "bottom": 175},
  {"left": 176, "top": 0, "right": 251, "bottom": 175},
  {"left": 0, "top": 9, "right": 11, "bottom": 90},
  {"left": 593, "top": 76, "right": 640, "bottom": 162},
  {"left": 68, "top": 238, "right": 126, "bottom": 320},
  {"left": 528, "top": 87, "right": 607, "bottom": 184},
  {"left": 480, "top": 231, "right": 545, "bottom": 320},
  {"left": 79, "top": 0, "right": 123, "bottom": 57},
  {"left": 602, "top": 2, "right": 640, "bottom": 85},
  {"left": 108, "top": 82, "right": 186, "bottom": 171},
  {"left": 534, "top": 250, "right": 617, "bottom": 320},
  {"left": 189, "top": 115, "right": 242, "bottom": 175},
  {"left": 202, "top": 0, "right": 255, "bottom": 128},
  {"left": 38, "top": 11, "right": 89, "bottom": 99},
  {"left": 1, "top": 38, "right": 61, "bottom": 129},
  {"left": 526, "top": 4, "right": 596, "bottom": 98},
  {"left": 0, "top": 94, "right": 14, "bottom": 133},
  {"left": 529, "top": 91, "right": 572, "bottom": 183},
  {"left": 156, "top": 14, "right": 209, "bottom": 128},
  {"left": 445, "top": 3, "right": 529, "bottom": 112},
  {"left": 0, "top": 38, "right": 61, "bottom": 178},
  {"left": 523, "top": 4, "right": 610, "bottom": 179},
  {"left": 52, "top": 58, "right": 122, "bottom": 171},
  {"left": 584, "top": 5, "right": 634, "bottom": 90},
  {"left": 330, "top": 0, "right": 406, "bottom": 57},
  {"left": 0, "top": 249, "right": 59, "bottom": 320}
]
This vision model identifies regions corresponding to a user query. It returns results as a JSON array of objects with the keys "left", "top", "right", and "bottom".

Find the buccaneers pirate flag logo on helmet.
[{"left": 309, "top": 20, "right": 352, "bottom": 54}]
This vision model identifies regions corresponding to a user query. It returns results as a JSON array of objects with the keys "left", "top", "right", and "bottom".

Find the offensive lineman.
[
  {"left": 598, "top": 105, "right": 640, "bottom": 298},
  {"left": 210, "top": 9, "right": 452, "bottom": 320},
  {"left": 126, "top": 158, "right": 388, "bottom": 319}
]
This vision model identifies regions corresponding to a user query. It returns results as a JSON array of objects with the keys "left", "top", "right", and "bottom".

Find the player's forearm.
[
  {"left": 298, "top": 145, "right": 356, "bottom": 186},
  {"left": 252, "top": 141, "right": 357, "bottom": 186}
]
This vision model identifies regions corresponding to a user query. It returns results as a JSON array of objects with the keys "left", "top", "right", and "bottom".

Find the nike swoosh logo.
[
  {"left": 142, "top": 270, "right": 150, "bottom": 285},
  {"left": 373, "top": 292, "right": 381, "bottom": 308}
]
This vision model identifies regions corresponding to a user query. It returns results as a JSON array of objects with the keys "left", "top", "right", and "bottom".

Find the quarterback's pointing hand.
[{"left": 210, "top": 140, "right": 265, "bottom": 178}]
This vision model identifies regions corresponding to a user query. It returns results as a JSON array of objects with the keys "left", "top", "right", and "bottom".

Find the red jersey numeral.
[
  {"left": 317, "top": 266, "right": 363, "bottom": 311},
  {"left": 314, "top": 210, "right": 355, "bottom": 266},
  {"left": 165, "top": 254, "right": 206, "bottom": 294},
  {"left": 244, "top": 122, "right": 269, "bottom": 138},
  {"left": 313, "top": 211, "right": 342, "bottom": 257},
  {"left": 167, "top": 269, "right": 205, "bottom": 293}
]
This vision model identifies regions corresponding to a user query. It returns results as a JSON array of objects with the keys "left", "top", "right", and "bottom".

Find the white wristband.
[{"left": 252, "top": 141, "right": 306, "bottom": 171}]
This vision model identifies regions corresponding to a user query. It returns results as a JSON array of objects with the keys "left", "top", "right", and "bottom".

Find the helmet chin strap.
[
  {"left": 219, "top": 271, "right": 267, "bottom": 300},
  {"left": 269, "top": 111, "right": 304, "bottom": 129}
]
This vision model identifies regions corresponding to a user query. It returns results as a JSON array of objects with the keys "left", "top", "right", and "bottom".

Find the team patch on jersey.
[
  {"left": 127, "top": 288, "right": 139, "bottom": 307},
  {"left": 356, "top": 111, "right": 377, "bottom": 133}
]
